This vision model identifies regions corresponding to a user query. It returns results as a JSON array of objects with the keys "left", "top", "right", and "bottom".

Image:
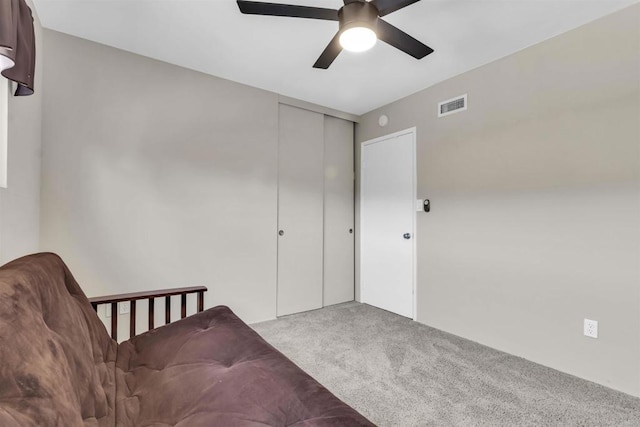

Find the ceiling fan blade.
[
  {"left": 237, "top": 1, "right": 339, "bottom": 21},
  {"left": 373, "top": 0, "right": 421, "bottom": 17},
  {"left": 313, "top": 32, "right": 343, "bottom": 69},
  {"left": 376, "top": 19, "right": 433, "bottom": 59}
]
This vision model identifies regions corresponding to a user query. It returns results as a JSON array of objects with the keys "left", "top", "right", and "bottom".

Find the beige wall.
[
  {"left": 0, "top": 0, "right": 42, "bottom": 264},
  {"left": 356, "top": 5, "right": 640, "bottom": 396},
  {"left": 40, "top": 30, "right": 280, "bottom": 323}
]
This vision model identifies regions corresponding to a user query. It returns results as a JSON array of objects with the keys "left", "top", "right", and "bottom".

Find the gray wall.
[
  {"left": 40, "top": 30, "right": 279, "bottom": 323},
  {"left": 356, "top": 5, "right": 639, "bottom": 397},
  {"left": 0, "top": 0, "right": 42, "bottom": 264}
]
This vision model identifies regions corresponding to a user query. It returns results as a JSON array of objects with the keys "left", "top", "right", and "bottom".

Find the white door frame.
[{"left": 359, "top": 127, "right": 417, "bottom": 320}]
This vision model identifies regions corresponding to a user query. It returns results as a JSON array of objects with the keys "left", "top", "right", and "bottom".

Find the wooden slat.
[
  {"left": 197, "top": 291, "right": 204, "bottom": 312},
  {"left": 88, "top": 286, "right": 207, "bottom": 305},
  {"left": 148, "top": 298, "right": 155, "bottom": 330},
  {"left": 89, "top": 286, "right": 208, "bottom": 339},
  {"left": 111, "top": 302, "right": 118, "bottom": 341},
  {"left": 130, "top": 300, "right": 136, "bottom": 338}
]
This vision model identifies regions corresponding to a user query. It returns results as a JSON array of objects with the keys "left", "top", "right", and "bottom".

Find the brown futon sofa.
[{"left": 0, "top": 253, "right": 373, "bottom": 426}]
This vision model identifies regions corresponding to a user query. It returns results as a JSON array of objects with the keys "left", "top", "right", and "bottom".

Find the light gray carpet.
[{"left": 251, "top": 302, "right": 640, "bottom": 427}]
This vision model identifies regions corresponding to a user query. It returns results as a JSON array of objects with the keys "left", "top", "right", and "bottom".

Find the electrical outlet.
[
  {"left": 584, "top": 319, "right": 598, "bottom": 338},
  {"left": 119, "top": 301, "right": 130, "bottom": 315}
]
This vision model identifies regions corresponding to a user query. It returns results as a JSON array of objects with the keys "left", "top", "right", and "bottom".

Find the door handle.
[
  {"left": 403, "top": 233, "right": 411, "bottom": 239},
  {"left": 278, "top": 230, "right": 284, "bottom": 236}
]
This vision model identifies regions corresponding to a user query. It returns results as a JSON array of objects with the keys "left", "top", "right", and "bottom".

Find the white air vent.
[{"left": 438, "top": 94, "right": 467, "bottom": 118}]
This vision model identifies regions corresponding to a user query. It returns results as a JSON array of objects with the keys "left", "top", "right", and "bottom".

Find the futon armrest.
[
  {"left": 89, "top": 286, "right": 208, "bottom": 341},
  {"left": 89, "top": 286, "right": 207, "bottom": 306}
]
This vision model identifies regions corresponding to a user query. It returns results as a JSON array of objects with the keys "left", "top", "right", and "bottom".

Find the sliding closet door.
[
  {"left": 277, "top": 104, "right": 324, "bottom": 316},
  {"left": 323, "top": 116, "right": 354, "bottom": 306}
]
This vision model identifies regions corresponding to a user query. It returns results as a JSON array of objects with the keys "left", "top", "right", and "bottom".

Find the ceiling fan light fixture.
[
  {"left": 236, "top": 0, "right": 434, "bottom": 69},
  {"left": 339, "top": 26, "right": 377, "bottom": 52}
]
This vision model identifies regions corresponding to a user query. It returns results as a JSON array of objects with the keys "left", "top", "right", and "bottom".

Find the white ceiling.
[{"left": 32, "top": 0, "right": 637, "bottom": 115}]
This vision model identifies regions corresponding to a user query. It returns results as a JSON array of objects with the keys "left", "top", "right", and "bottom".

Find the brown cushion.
[
  {"left": 0, "top": 253, "right": 117, "bottom": 426},
  {"left": 0, "top": 253, "right": 372, "bottom": 426},
  {"left": 116, "top": 306, "right": 373, "bottom": 426}
]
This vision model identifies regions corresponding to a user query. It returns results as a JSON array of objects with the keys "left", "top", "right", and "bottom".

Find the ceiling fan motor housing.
[{"left": 338, "top": 1, "right": 379, "bottom": 34}]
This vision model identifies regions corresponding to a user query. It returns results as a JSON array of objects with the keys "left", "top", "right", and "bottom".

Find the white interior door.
[
  {"left": 323, "top": 116, "right": 354, "bottom": 306},
  {"left": 277, "top": 104, "right": 324, "bottom": 316},
  {"left": 361, "top": 129, "right": 415, "bottom": 318}
]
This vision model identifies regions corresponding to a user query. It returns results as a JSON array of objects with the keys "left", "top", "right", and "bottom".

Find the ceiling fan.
[{"left": 236, "top": 0, "right": 434, "bottom": 69}]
